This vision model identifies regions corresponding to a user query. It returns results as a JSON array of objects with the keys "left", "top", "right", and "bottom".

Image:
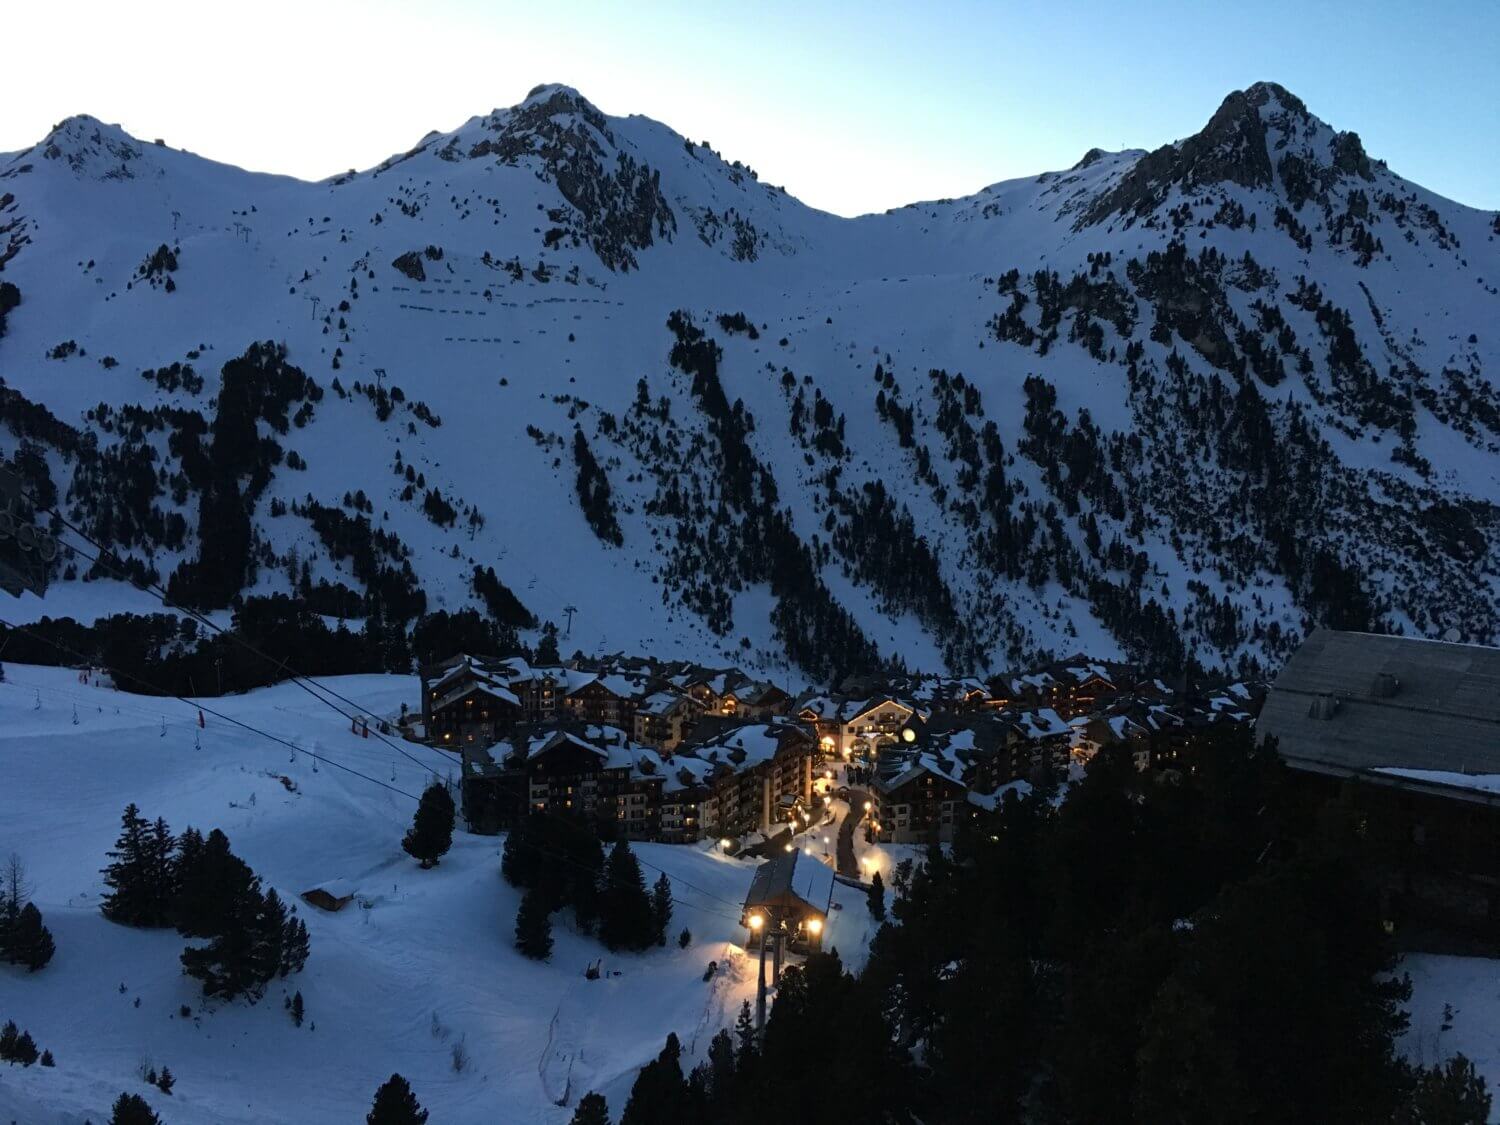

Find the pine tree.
[
  {"left": 290, "top": 990, "right": 305, "bottom": 1027},
  {"left": 156, "top": 1065, "right": 175, "bottom": 1094},
  {"left": 734, "top": 999, "right": 757, "bottom": 1063},
  {"left": 143, "top": 818, "right": 177, "bottom": 926},
  {"left": 500, "top": 825, "right": 532, "bottom": 887},
  {"left": 678, "top": 928, "right": 692, "bottom": 949},
  {"left": 12, "top": 1029, "right": 37, "bottom": 1066},
  {"left": 599, "top": 840, "right": 653, "bottom": 952},
  {"left": 40, "top": 1049, "right": 54, "bottom": 1067},
  {"left": 367, "top": 1072, "right": 429, "bottom": 1125},
  {"left": 10, "top": 902, "right": 55, "bottom": 970},
  {"left": 705, "top": 1027, "right": 736, "bottom": 1100},
  {"left": 535, "top": 622, "right": 561, "bottom": 665},
  {"left": 109, "top": 1092, "right": 162, "bottom": 1125},
  {"left": 621, "top": 1033, "right": 689, "bottom": 1125},
  {"left": 100, "top": 804, "right": 153, "bottom": 926},
  {"left": 0, "top": 1020, "right": 16, "bottom": 1062},
  {"left": 181, "top": 874, "right": 268, "bottom": 1001},
  {"left": 1404, "top": 1054, "right": 1491, "bottom": 1124},
  {"left": 402, "top": 783, "right": 455, "bottom": 869},
  {"left": 515, "top": 889, "right": 554, "bottom": 960},
  {"left": 571, "top": 1091, "right": 611, "bottom": 1125},
  {"left": 281, "top": 914, "right": 310, "bottom": 977},
  {"left": 650, "top": 873, "right": 673, "bottom": 946},
  {"left": 867, "top": 871, "right": 886, "bottom": 920},
  {"left": 252, "top": 888, "right": 288, "bottom": 985}
]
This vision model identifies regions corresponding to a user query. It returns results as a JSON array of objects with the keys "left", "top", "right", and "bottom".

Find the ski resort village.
[{"left": 3, "top": 6, "right": 1500, "bottom": 1118}]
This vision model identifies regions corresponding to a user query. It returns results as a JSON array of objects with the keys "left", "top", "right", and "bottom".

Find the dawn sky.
[{"left": 8, "top": 0, "right": 1498, "bottom": 216}]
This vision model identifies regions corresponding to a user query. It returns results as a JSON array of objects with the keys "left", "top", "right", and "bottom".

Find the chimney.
[{"left": 1371, "top": 672, "right": 1400, "bottom": 699}]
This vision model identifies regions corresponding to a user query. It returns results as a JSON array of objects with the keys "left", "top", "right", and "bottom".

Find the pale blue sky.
[{"left": 9, "top": 0, "right": 1498, "bottom": 215}]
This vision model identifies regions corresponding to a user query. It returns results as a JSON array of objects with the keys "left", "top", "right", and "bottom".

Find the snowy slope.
[
  {"left": 0, "top": 664, "right": 874, "bottom": 1124},
  {"left": 1, "top": 81, "right": 1497, "bottom": 680}
]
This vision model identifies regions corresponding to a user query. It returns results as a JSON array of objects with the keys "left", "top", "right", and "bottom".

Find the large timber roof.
[{"left": 1258, "top": 628, "right": 1500, "bottom": 781}]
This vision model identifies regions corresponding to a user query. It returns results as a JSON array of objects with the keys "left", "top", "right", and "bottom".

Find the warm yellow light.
[
  {"left": 807, "top": 918, "right": 823, "bottom": 936},
  {"left": 720, "top": 838, "right": 732, "bottom": 849},
  {"left": 748, "top": 913, "right": 764, "bottom": 931},
  {"left": 863, "top": 801, "right": 872, "bottom": 812},
  {"left": 784, "top": 843, "right": 794, "bottom": 852},
  {"left": 902, "top": 727, "right": 916, "bottom": 744}
]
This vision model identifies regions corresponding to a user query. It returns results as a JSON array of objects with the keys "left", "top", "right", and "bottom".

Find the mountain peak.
[
  {"left": 18, "top": 114, "right": 148, "bottom": 180},
  {"left": 1078, "top": 81, "right": 1373, "bottom": 227}
]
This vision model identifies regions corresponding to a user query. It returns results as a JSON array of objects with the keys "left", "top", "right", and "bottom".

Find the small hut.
[
  {"left": 741, "top": 849, "right": 834, "bottom": 952},
  {"left": 301, "top": 879, "right": 357, "bottom": 912}
]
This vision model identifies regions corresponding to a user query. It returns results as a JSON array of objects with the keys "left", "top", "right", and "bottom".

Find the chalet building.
[
  {"left": 1258, "top": 628, "right": 1500, "bottom": 942},
  {"left": 872, "top": 750, "right": 970, "bottom": 844},
  {"left": 1073, "top": 712, "right": 1153, "bottom": 769},
  {"left": 459, "top": 723, "right": 669, "bottom": 841},
  {"left": 989, "top": 658, "right": 1129, "bottom": 718},
  {"left": 660, "top": 757, "right": 714, "bottom": 844},
  {"left": 633, "top": 689, "right": 704, "bottom": 752},
  {"left": 421, "top": 656, "right": 524, "bottom": 747},
  {"left": 741, "top": 848, "right": 834, "bottom": 952},
  {"left": 563, "top": 672, "right": 651, "bottom": 729},
  {"left": 795, "top": 695, "right": 919, "bottom": 757},
  {"left": 729, "top": 682, "right": 793, "bottom": 720},
  {"left": 686, "top": 720, "right": 816, "bottom": 838}
]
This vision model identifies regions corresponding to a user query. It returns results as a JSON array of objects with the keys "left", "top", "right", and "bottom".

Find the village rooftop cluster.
[{"left": 408, "top": 651, "right": 1265, "bottom": 852}]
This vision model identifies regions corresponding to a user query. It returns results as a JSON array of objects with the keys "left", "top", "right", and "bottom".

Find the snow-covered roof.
[
  {"left": 431, "top": 678, "right": 521, "bottom": 713},
  {"left": 1012, "top": 708, "right": 1071, "bottom": 740}
]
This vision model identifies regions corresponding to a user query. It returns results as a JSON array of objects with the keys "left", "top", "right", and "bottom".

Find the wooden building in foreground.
[{"left": 1258, "top": 628, "right": 1500, "bottom": 943}]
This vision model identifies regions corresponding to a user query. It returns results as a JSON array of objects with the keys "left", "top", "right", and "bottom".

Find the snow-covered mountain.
[{"left": 2, "top": 81, "right": 1497, "bottom": 682}]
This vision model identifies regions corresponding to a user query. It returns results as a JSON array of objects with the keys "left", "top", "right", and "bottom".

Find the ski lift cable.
[
  {"left": 0, "top": 616, "right": 421, "bottom": 803},
  {"left": 9, "top": 502, "right": 447, "bottom": 779}
]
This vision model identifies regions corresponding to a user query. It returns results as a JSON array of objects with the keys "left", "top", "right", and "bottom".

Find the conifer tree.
[
  {"left": 282, "top": 913, "right": 310, "bottom": 977},
  {"left": 621, "top": 1033, "right": 689, "bottom": 1125},
  {"left": 181, "top": 872, "right": 267, "bottom": 1001},
  {"left": 100, "top": 804, "right": 154, "bottom": 926},
  {"left": 143, "top": 818, "right": 177, "bottom": 926},
  {"left": 10, "top": 902, "right": 55, "bottom": 971},
  {"left": 156, "top": 1065, "right": 175, "bottom": 1094},
  {"left": 515, "top": 888, "right": 554, "bottom": 960},
  {"left": 1404, "top": 1054, "right": 1491, "bottom": 1124},
  {"left": 290, "top": 990, "right": 305, "bottom": 1027},
  {"left": 867, "top": 871, "right": 886, "bottom": 920},
  {"left": 252, "top": 888, "right": 288, "bottom": 985},
  {"left": 734, "top": 999, "right": 757, "bottom": 1063},
  {"left": 12, "top": 1030, "right": 38, "bottom": 1066},
  {"left": 705, "top": 1027, "right": 736, "bottom": 1100},
  {"left": 570, "top": 1091, "right": 611, "bottom": 1125},
  {"left": 650, "top": 873, "right": 673, "bottom": 946},
  {"left": 599, "top": 839, "right": 653, "bottom": 952},
  {"left": 402, "top": 783, "right": 455, "bottom": 868},
  {"left": 367, "top": 1073, "right": 429, "bottom": 1125},
  {"left": 0, "top": 1020, "right": 16, "bottom": 1061},
  {"left": 109, "top": 1092, "right": 162, "bottom": 1125}
]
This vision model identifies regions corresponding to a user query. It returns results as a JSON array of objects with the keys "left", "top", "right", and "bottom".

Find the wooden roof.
[{"left": 1258, "top": 628, "right": 1500, "bottom": 779}]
